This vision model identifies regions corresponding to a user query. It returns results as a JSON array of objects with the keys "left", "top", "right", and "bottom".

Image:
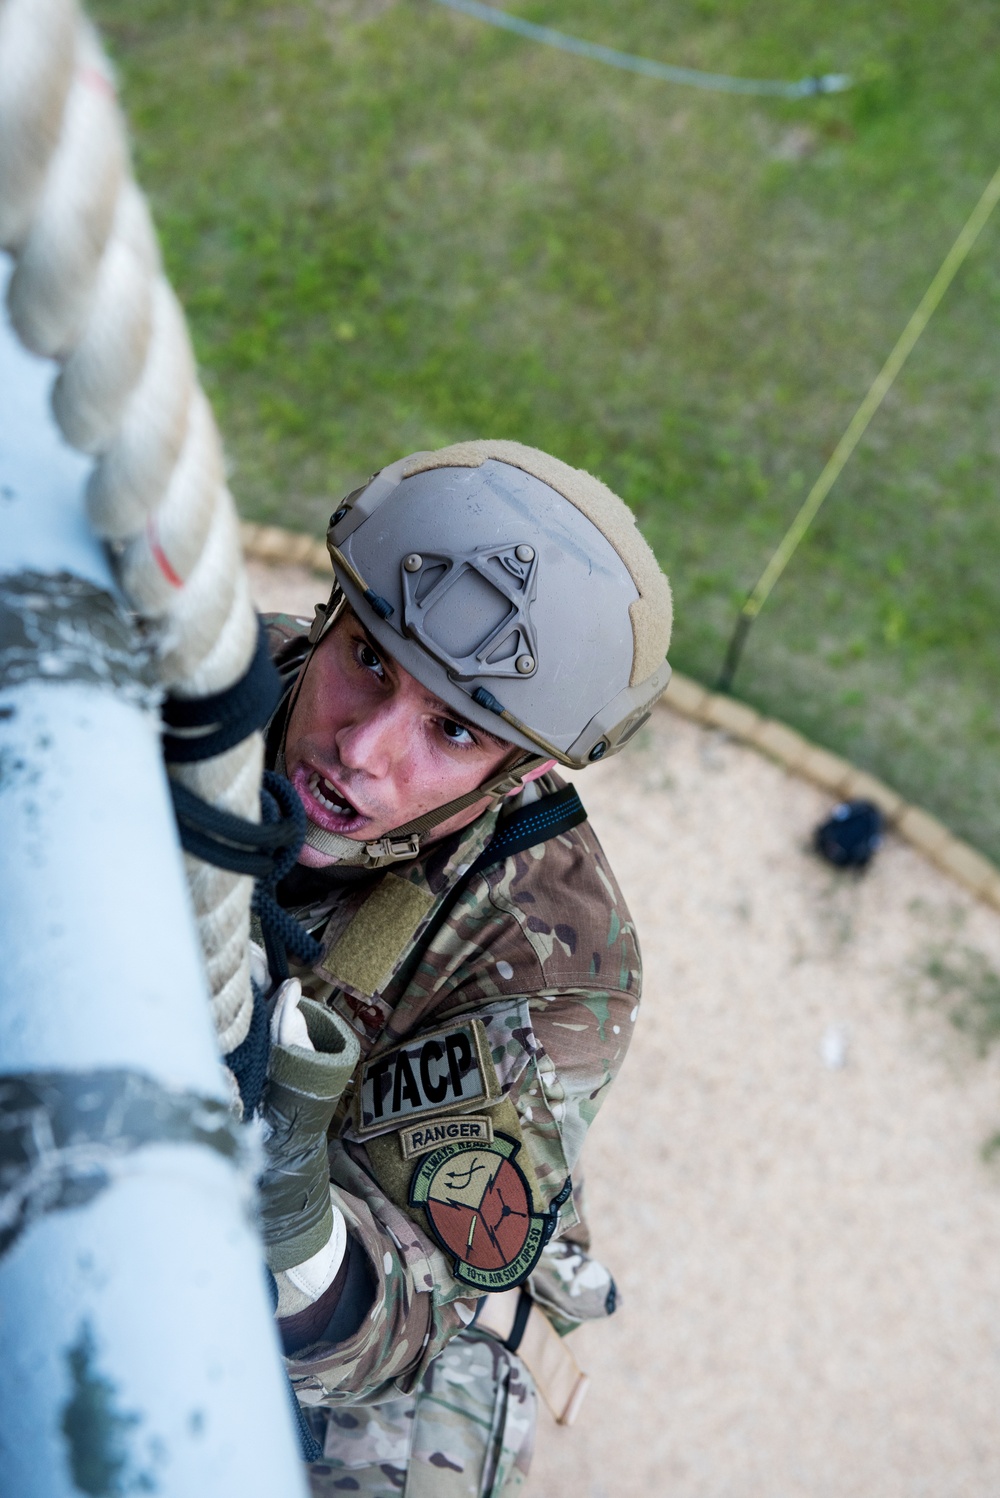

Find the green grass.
[
  {"left": 93, "top": 0, "right": 1000, "bottom": 859},
  {"left": 916, "top": 938, "right": 1000, "bottom": 1157},
  {"left": 924, "top": 945, "right": 1000, "bottom": 1059}
]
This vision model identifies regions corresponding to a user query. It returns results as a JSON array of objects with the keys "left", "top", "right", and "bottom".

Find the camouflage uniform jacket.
[{"left": 264, "top": 616, "right": 640, "bottom": 1414}]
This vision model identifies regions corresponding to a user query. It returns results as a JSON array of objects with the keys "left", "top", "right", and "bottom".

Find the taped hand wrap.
[{"left": 259, "top": 995, "right": 359, "bottom": 1273}]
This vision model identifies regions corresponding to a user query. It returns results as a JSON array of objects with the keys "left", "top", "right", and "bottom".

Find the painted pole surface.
[{"left": 0, "top": 257, "right": 307, "bottom": 1495}]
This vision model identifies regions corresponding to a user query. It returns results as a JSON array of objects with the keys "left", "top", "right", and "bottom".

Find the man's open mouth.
[
  {"left": 307, "top": 771, "right": 357, "bottom": 818},
  {"left": 295, "top": 766, "right": 369, "bottom": 834}
]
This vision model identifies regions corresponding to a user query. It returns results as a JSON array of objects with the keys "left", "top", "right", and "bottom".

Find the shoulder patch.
[
  {"left": 355, "top": 1019, "right": 500, "bottom": 1137},
  {"left": 409, "top": 1132, "right": 548, "bottom": 1291}
]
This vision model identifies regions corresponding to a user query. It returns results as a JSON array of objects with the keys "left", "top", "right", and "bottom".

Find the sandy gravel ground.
[{"left": 248, "top": 561, "right": 1000, "bottom": 1498}]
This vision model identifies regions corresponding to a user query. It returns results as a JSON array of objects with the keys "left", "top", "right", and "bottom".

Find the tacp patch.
[
  {"left": 355, "top": 1020, "right": 499, "bottom": 1138},
  {"left": 399, "top": 1114, "right": 494, "bottom": 1160},
  {"left": 409, "top": 1132, "right": 548, "bottom": 1291}
]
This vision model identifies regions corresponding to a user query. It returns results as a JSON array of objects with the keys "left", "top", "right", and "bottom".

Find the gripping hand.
[{"left": 258, "top": 981, "right": 359, "bottom": 1274}]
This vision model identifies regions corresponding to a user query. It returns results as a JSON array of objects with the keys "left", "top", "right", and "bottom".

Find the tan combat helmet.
[{"left": 301, "top": 439, "right": 673, "bottom": 865}]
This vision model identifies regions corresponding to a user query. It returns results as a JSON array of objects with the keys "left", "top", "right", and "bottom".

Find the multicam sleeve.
[
  {"left": 283, "top": 1144, "right": 476, "bottom": 1407},
  {"left": 521, "top": 985, "right": 640, "bottom": 1181},
  {"left": 283, "top": 864, "right": 642, "bottom": 1402},
  {"left": 283, "top": 984, "right": 637, "bottom": 1405}
]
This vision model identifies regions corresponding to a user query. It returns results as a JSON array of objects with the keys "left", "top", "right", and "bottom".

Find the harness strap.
[
  {"left": 388, "top": 782, "right": 587, "bottom": 1003},
  {"left": 472, "top": 783, "right": 586, "bottom": 874},
  {"left": 475, "top": 1288, "right": 590, "bottom": 1426}
]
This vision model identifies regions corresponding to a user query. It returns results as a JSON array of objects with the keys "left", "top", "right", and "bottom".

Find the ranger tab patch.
[
  {"left": 356, "top": 1020, "right": 499, "bottom": 1138},
  {"left": 409, "top": 1133, "right": 547, "bottom": 1291},
  {"left": 399, "top": 1114, "right": 494, "bottom": 1160}
]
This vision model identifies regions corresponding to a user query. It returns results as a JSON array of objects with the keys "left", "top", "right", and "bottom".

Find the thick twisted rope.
[{"left": 0, "top": 0, "right": 261, "bottom": 1053}]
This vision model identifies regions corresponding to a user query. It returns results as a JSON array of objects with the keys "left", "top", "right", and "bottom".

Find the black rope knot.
[
  {"left": 168, "top": 770, "right": 322, "bottom": 986},
  {"left": 253, "top": 772, "right": 323, "bottom": 981}
]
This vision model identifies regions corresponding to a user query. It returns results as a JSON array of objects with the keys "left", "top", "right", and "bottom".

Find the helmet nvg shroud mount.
[{"left": 299, "top": 439, "right": 673, "bottom": 866}]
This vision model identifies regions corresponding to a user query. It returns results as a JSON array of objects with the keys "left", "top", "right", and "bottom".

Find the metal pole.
[{"left": 0, "top": 260, "right": 307, "bottom": 1495}]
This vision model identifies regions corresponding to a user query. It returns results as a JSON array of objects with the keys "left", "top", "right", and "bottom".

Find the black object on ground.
[{"left": 815, "top": 799, "right": 884, "bottom": 868}]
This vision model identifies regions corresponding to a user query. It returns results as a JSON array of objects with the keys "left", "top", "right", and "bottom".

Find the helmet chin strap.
[
  {"left": 301, "top": 816, "right": 386, "bottom": 867},
  {"left": 284, "top": 752, "right": 540, "bottom": 869}
]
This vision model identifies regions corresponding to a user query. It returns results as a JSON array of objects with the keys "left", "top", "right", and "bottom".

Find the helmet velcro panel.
[{"left": 400, "top": 440, "right": 672, "bottom": 685}]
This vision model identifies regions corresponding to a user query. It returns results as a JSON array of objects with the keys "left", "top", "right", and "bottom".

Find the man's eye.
[
  {"left": 441, "top": 718, "right": 475, "bottom": 746},
  {"left": 357, "top": 642, "right": 383, "bottom": 675}
]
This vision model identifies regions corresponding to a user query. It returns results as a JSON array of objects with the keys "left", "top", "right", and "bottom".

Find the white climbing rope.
[{"left": 0, "top": 0, "right": 260, "bottom": 1054}]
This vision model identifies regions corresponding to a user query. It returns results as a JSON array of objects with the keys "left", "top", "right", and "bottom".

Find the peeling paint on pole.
[
  {"left": 61, "top": 1322, "right": 153, "bottom": 1496},
  {"left": 0, "top": 572, "right": 157, "bottom": 699},
  {"left": 0, "top": 259, "right": 307, "bottom": 1496}
]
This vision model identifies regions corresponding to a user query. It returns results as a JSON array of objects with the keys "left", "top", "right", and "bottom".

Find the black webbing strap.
[
  {"left": 471, "top": 783, "right": 586, "bottom": 876},
  {"left": 391, "top": 783, "right": 587, "bottom": 998},
  {"left": 162, "top": 617, "right": 283, "bottom": 764},
  {"left": 504, "top": 1289, "right": 534, "bottom": 1354}
]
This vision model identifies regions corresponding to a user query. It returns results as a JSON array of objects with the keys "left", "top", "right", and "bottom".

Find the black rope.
[
  {"left": 169, "top": 780, "right": 297, "bottom": 877},
  {"left": 264, "top": 1267, "right": 324, "bottom": 1463},
  {"left": 252, "top": 772, "right": 323, "bottom": 983},
  {"left": 162, "top": 617, "right": 283, "bottom": 763},
  {"left": 223, "top": 979, "right": 270, "bottom": 1117},
  {"left": 168, "top": 770, "right": 322, "bottom": 986}
]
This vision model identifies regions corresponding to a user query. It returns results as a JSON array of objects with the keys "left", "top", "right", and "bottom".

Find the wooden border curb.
[
  {"left": 240, "top": 521, "right": 1000, "bottom": 917},
  {"left": 240, "top": 521, "right": 329, "bottom": 573}
]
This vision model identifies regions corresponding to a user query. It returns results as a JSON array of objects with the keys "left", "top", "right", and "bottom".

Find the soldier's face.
[{"left": 284, "top": 610, "right": 530, "bottom": 867}]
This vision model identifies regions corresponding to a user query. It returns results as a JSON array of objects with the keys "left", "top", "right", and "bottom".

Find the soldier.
[{"left": 247, "top": 439, "right": 673, "bottom": 1496}]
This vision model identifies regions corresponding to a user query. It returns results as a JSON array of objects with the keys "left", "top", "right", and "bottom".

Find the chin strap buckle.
[
  {"left": 363, "top": 832, "right": 423, "bottom": 864},
  {"left": 307, "top": 602, "right": 329, "bottom": 644}
]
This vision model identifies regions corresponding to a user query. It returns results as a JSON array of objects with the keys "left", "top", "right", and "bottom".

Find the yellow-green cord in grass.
[{"left": 718, "top": 158, "right": 1000, "bottom": 691}]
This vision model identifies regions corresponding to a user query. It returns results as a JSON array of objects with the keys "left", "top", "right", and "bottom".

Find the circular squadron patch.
[{"left": 409, "top": 1133, "right": 547, "bottom": 1291}]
